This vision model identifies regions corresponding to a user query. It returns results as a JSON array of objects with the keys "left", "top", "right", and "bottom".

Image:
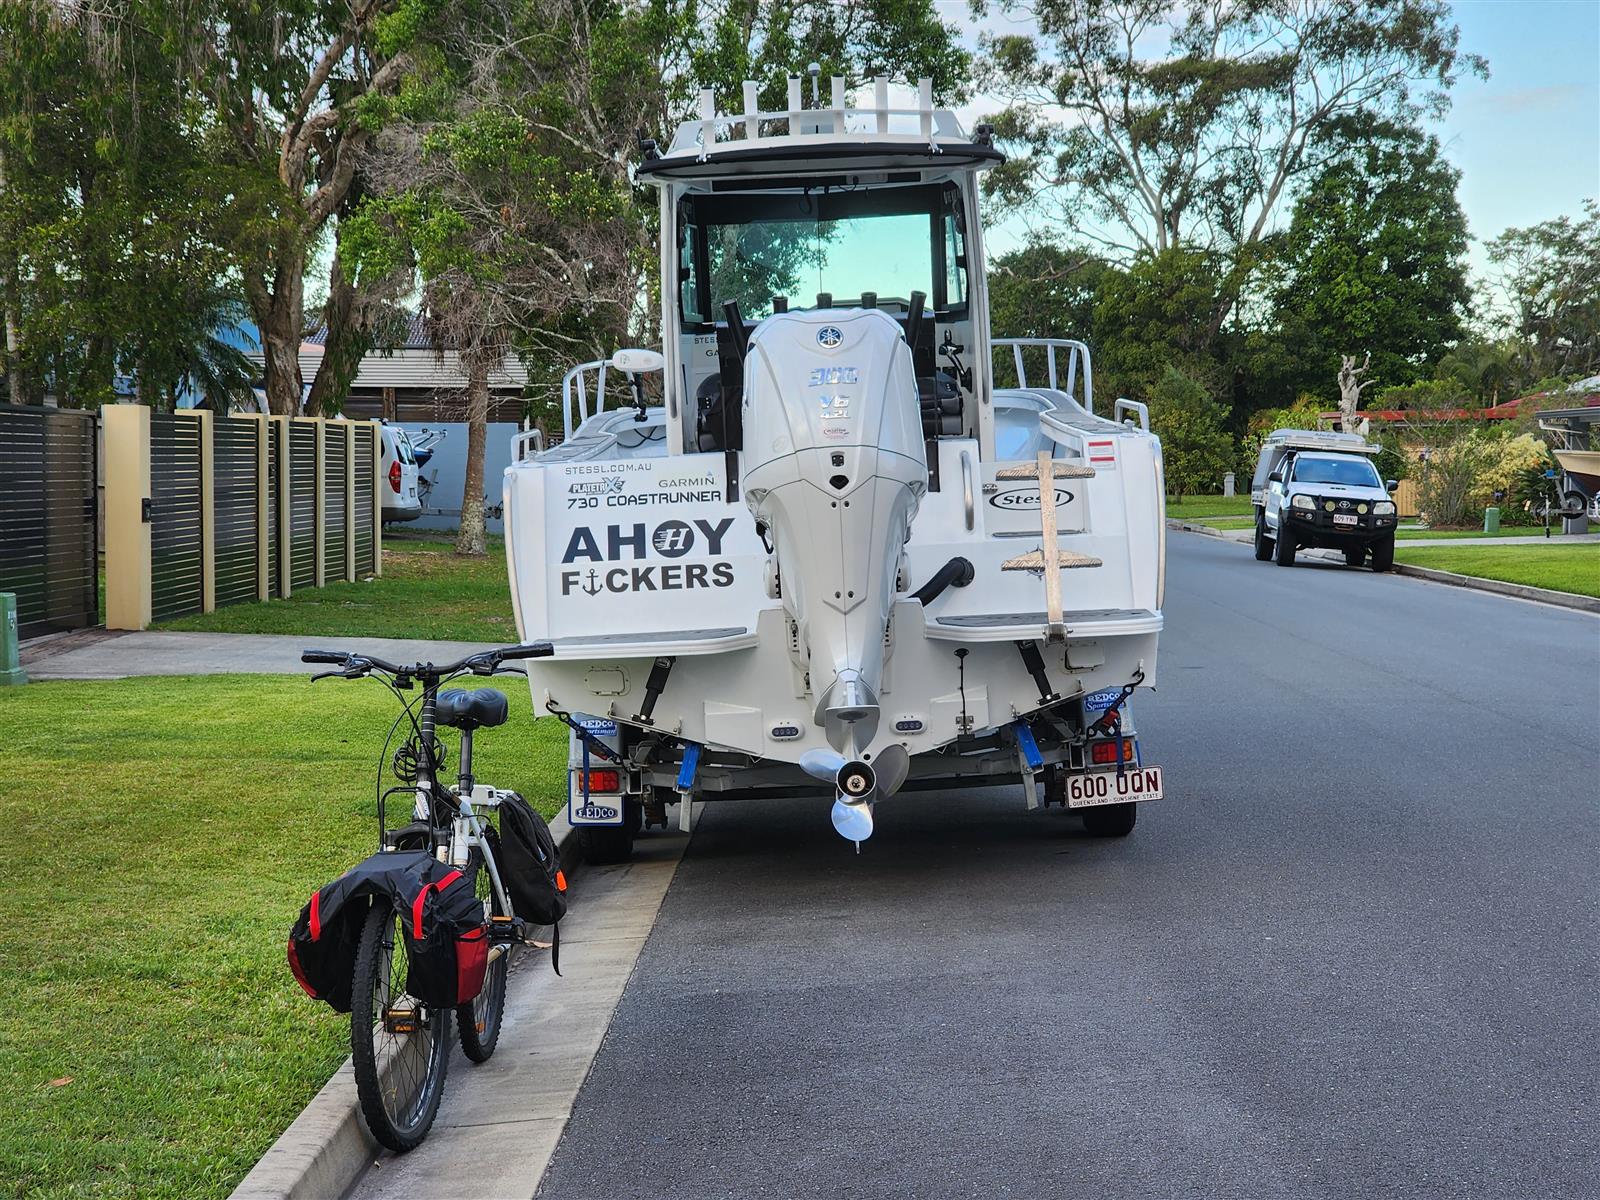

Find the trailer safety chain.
[
  {"left": 543, "top": 698, "right": 624, "bottom": 763},
  {"left": 1088, "top": 666, "right": 1145, "bottom": 736}
]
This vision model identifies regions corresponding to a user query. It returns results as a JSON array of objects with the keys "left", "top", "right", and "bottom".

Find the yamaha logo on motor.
[{"left": 816, "top": 326, "right": 843, "bottom": 348}]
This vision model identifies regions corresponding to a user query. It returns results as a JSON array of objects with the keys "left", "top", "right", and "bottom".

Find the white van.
[{"left": 378, "top": 421, "right": 422, "bottom": 522}]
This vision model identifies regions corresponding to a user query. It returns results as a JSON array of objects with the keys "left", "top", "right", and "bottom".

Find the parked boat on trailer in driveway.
[{"left": 502, "top": 75, "right": 1168, "bottom": 858}]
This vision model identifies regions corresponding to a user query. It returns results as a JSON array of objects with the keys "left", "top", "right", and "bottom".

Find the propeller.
[{"left": 800, "top": 743, "right": 913, "bottom": 846}]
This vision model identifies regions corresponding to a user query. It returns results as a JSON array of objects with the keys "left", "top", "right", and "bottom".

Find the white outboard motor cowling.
[{"left": 741, "top": 308, "right": 927, "bottom": 758}]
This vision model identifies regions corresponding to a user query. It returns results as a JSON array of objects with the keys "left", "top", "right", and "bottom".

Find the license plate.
[
  {"left": 568, "top": 771, "right": 624, "bottom": 825},
  {"left": 1333, "top": 513, "right": 1357, "bottom": 527},
  {"left": 1066, "top": 766, "right": 1163, "bottom": 807}
]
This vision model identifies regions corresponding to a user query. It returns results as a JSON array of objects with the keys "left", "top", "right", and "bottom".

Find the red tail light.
[
  {"left": 581, "top": 769, "right": 621, "bottom": 793},
  {"left": 388, "top": 460, "right": 402, "bottom": 493},
  {"left": 1091, "top": 738, "right": 1136, "bottom": 765}
]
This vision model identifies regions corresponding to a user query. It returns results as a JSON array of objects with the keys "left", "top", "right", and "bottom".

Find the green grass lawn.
[
  {"left": 0, "top": 674, "right": 567, "bottom": 1199},
  {"left": 1186, "top": 515, "right": 1254, "bottom": 531},
  {"left": 1395, "top": 526, "right": 1583, "bottom": 540},
  {"left": 1166, "top": 495, "right": 1253, "bottom": 519},
  {"left": 156, "top": 536, "right": 517, "bottom": 642},
  {"left": 1394, "top": 543, "right": 1600, "bottom": 598}
]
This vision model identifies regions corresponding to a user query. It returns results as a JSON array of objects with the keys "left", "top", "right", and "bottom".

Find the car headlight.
[
  {"left": 1291, "top": 494, "right": 1315, "bottom": 511},
  {"left": 1357, "top": 503, "right": 1369, "bottom": 514},
  {"left": 1373, "top": 501, "right": 1395, "bottom": 516}
]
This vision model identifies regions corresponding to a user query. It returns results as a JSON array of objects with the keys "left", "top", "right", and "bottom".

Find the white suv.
[{"left": 379, "top": 422, "right": 422, "bottom": 522}]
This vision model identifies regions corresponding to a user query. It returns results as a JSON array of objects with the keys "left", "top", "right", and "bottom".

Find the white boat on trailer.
[{"left": 503, "top": 75, "right": 1168, "bottom": 858}]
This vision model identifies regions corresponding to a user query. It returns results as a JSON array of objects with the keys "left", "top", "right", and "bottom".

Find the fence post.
[
  {"left": 343, "top": 417, "right": 357, "bottom": 582},
  {"left": 275, "top": 417, "right": 292, "bottom": 598},
  {"left": 104, "top": 404, "right": 153, "bottom": 630},
  {"left": 371, "top": 423, "right": 384, "bottom": 577},
  {"left": 195, "top": 409, "right": 216, "bottom": 614},
  {"left": 314, "top": 419, "right": 326, "bottom": 588},
  {"left": 252, "top": 415, "right": 269, "bottom": 601}
]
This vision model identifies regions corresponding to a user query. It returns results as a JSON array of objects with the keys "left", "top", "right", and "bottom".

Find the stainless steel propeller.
[{"left": 799, "top": 743, "right": 911, "bottom": 845}]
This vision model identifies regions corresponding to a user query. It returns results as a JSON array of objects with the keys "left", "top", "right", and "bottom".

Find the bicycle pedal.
[
  {"left": 384, "top": 1007, "right": 419, "bottom": 1034},
  {"left": 489, "top": 915, "right": 529, "bottom": 944}
]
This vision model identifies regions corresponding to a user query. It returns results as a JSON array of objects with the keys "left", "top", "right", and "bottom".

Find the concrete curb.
[
  {"left": 1389, "top": 562, "right": 1600, "bottom": 614},
  {"left": 1167, "top": 520, "right": 1599, "bottom": 615},
  {"left": 228, "top": 812, "right": 580, "bottom": 1200}
]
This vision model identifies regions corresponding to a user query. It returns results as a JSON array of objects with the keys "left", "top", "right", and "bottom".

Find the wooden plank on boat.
[
  {"left": 994, "top": 460, "right": 1096, "bottom": 480},
  {"left": 1000, "top": 549, "right": 1103, "bottom": 570}
]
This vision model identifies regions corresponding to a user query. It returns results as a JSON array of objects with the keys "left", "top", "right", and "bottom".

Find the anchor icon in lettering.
[{"left": 581, "top": 569, "right": 603, "bottom": 596}]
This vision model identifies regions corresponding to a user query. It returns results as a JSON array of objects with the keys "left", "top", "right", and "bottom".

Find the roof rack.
[{"left": 1261, "top": 428, "right": 1379, "bottom": 455}]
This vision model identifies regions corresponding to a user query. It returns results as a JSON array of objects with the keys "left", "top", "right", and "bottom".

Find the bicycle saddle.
[{"left": 437, "top": 688, "right": 509, "bottom": 730}]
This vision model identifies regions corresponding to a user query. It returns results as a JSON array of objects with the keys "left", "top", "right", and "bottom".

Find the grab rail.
[
  {"left": 1113, "top": 398, "right": 1149, "bottom": 431},
  {"left": 561, "top": 359, "right": 613, "bottom": 438},
  {"left": 991, "top": 338, "right": 1094, "bottom": 414}
]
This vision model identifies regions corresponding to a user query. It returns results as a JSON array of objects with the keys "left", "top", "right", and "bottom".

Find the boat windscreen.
[{"left": 678, "top": 182, "right": 966, "bottom": 328}]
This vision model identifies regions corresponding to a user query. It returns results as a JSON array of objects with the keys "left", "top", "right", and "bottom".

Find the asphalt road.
[{"left": 537, "top": 532, "right": 1600, "bottom": 1199}]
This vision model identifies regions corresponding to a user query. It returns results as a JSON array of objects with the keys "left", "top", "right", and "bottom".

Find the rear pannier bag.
[
  {"left": 403, "top": 866, "right": 492, "bottom": 1008},
  {"left": 287, "top": 849, "right": 489, "bottom": 1013}
]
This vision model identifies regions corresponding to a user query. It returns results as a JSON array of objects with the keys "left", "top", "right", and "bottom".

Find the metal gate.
[
  {"left": 0, "top": 405, "right": 98, "bottom": 637},
  {"left": 354, "top": 426, "right": 376, "bottom": 576},
  {"left": 212, "top": 416, "right": 261, "bottom": 608},
  {"left": 288, "top": 422, "right": 317, "bottom": 589},
  {"left": 323, "top": 422, "right": 347, "bottom": 581},
  {"left": 149, "top": 412, "right": 204, "bottom": 620}
]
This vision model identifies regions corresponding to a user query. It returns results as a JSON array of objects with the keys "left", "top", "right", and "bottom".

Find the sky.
[{"left": 937, "top": 0, "right": 1600, "bottom": 283}]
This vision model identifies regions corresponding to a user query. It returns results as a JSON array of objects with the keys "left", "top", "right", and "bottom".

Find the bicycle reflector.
[
  {"left": 581, "top": 768, "right": 622, "bottom": 793},
  {"left": 1091, "top": 738, "right": 1136, "bottom": 765},
  {"left": 389, "top": 460, "right": 403, "bottom": 493}
]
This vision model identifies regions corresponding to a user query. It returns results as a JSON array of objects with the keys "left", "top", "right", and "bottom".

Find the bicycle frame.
[
  {"left": 302, "top": 640, "right": 555, "bottom": 949},
  {"left": 405, "top": 672, "right": 517, "bottom": 941}
]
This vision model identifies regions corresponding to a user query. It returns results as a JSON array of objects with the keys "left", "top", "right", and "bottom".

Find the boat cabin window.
[
  {"left": 1290, "top": 455, "right": 1382, "bottom": 487},
  {"left": 677, "top": 182, "right": 968, "bottom": 329}
]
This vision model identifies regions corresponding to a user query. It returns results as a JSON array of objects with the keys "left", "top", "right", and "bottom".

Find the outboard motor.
[{"left": 741, "top": 308, "right": 927, "bottom": 841}]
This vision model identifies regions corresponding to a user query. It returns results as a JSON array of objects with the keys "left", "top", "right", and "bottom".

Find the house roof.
[{"left": 245, "top": 312, "right": 529, "bottom": 394}]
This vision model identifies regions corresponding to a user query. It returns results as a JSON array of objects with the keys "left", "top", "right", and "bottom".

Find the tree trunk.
[
  {"left": 256, "top": 241, "right": 306, "bottom": 416},
  {"left": 305, "top": 248, "right": 360, "bottom": 417},
  {"left": 455, "top": 361, "right": 490, "bottom": 556},
  {"left": 0, "top": 145, "right": 25, "bottom": 406}
]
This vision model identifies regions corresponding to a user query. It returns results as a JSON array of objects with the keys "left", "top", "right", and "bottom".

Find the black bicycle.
[{"left": 302, "top": 641, "right": 552, "bottom": 1151}]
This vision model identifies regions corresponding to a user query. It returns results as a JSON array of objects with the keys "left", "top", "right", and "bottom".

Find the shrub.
[
  {"left": 1149, "top": 366, "right": 1234, "bottom": 499},
  {"left": 1477, "top": 434, "right": 1555, "bottom": 525},
  {"left": 1413, "top": 422, "right": 1498, "bottom": 526}
]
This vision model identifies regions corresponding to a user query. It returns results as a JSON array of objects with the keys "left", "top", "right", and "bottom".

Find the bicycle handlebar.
[{"left": 300, "top": 642, "right": 553, "bottom": 678}]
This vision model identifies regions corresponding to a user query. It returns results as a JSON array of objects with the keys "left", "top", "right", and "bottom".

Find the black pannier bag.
[
  {"left": 403, "top": 865, "right": 490, "bottom": 1009},
  {"left": 498, "top": 794, "right": 568, "bottom": 925},
  {"left": 287, "top": 850, "right": 490, "bottom": 1012}
]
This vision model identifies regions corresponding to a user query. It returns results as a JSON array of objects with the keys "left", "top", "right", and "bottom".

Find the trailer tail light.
[
  {"left": 388, "top": 460, "right": 402, "bottom": 493},
  {"left": 1090, "top": 738, "right": 1136, "bottom": 765},
  {"left": 580, "top": 768, "right": 622, "bottom": 794}
]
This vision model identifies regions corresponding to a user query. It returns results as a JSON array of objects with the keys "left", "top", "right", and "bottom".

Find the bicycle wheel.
[
  {"left": 458, "top": 842, "right": 509, "bottom": 1063},
  {"left": 351, "top": 900, "right": 451, "bottom": 1152}
]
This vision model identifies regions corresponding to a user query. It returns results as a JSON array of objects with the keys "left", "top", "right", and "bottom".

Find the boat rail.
[
  {"left": 561, "top": 358, "right": 615, "bottom": 439},
  {"left": 992, "top": 338, "right": 1095, "bottom": 413}
]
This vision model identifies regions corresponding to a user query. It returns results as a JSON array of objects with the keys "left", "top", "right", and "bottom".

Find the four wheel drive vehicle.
[
  {"left": 1251, "top": 429, "right": 1399, "bottom": 571},
  {"left": 379, "top": 421, "right": 423, "bottom": 522}
]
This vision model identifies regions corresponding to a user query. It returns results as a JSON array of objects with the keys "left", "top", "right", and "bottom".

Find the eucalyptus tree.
[
  {"left": 194, "top": 0, "right": 466, "bottom": 414},
  {"left": 1487, "top": 201, "right": 1600, "bottom": 383},
  {"left": 975, "top": 0, "right": 1483, "bottom": 339}
]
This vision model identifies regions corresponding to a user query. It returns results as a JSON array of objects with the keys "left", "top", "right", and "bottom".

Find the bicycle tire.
[
  {"left": 351, "top": 900, "right": 451, "bottom": 1152},
  {"left": 458, "top": 842, "right": 510, "bottom": 1063}
]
